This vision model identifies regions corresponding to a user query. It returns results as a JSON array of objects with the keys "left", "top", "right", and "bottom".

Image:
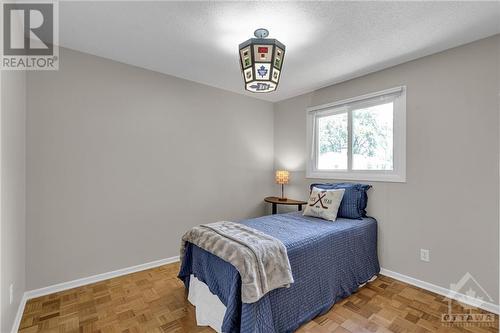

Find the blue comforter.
[{"left": 178, "top": 212, "right": 380, "bottom": 333}]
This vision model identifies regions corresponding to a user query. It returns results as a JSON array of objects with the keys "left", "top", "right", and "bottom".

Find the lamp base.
[{"left": 278, "top": 183, "right": 287, "bottom": 201}]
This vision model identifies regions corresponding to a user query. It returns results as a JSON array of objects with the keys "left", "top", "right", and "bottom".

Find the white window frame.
[{"left": 306, "top": 86, "right": 406, "bottom": 182}]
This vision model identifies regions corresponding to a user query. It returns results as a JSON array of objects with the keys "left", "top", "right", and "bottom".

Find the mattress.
[{"left": 179, "top": 211, "right": 380, "bottom": 333}]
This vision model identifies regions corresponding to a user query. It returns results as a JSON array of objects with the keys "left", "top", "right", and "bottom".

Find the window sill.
[{"left": 305, "top": 170, "right": 406, "bottom": 183}]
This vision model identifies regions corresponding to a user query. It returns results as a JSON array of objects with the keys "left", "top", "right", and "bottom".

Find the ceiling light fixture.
[{"left": 239, "top": 28, "right": 285, "bottom": 93}]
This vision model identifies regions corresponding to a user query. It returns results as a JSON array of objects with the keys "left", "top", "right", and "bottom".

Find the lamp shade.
[
  {"left": 275, "top": 170, "right": 289, "bottom": 185},
  {"left": 239, "top": 29, "right": 285, "bottom": 93}
]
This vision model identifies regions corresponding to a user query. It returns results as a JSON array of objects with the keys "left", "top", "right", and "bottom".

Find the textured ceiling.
[{"left": 59, "top": 1, "right": 500, "bottom": 102}]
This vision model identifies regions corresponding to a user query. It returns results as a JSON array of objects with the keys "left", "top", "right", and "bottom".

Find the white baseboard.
[
  {"left": 25, "top": 256, "right": 180, "bottom": 300},
  {"left": 380, "top": 268, "right": 499, "bottom": 315},
  {"left": 10, "top": 294, "right": 28, "bottom": 333},
  {"left": 11, "top": 256, "right": 180, "bottom": 333}
]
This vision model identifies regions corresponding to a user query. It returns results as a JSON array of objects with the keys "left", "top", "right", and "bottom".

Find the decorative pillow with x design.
[{"left": 303, "top": 188, "right": 345, "bottom": 221}]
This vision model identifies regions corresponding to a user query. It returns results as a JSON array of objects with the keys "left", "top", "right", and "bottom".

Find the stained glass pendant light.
[{"left": 239, "top": 28, "right": 285, "bottom": 93}]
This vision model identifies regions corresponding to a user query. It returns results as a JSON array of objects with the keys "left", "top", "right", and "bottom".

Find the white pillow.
[{"left": 303, "top": 188, "right": 345, "bottom": 221}]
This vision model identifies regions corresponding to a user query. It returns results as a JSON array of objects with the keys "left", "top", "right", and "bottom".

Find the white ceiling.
[{"left": 59, "top": 1, "right": 500, "bottom": 102}]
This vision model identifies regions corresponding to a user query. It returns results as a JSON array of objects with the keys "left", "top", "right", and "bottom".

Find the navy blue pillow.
[{"left": 309, "top": 183, "right": 371, "bottom": 219}]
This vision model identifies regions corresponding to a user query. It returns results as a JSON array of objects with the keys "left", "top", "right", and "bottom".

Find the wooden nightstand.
[{"left": 264, "top": 197, "right": 307, "bottom": 215}]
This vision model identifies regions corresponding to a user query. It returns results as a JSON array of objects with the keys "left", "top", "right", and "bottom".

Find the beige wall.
[
  {"left": 1, "top": 70, "right": 27, "bottom": 332},
  {"left": 26, "top": 48, "right": 275, "bottom": 289},
  {"left": 274, "top": 36, "right": 500, "bottom": 302}
]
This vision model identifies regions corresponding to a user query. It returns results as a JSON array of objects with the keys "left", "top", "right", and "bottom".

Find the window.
[{"left": 306, "top": 86, "right": 406, "bottom": 182}]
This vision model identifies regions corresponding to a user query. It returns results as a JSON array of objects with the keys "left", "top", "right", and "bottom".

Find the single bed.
[{"left": 178, "top": 211, "right": 380, "bottom": 333}]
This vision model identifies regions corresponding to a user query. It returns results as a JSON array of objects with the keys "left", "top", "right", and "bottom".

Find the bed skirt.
[{"left": 188, "top": 274, "right": 226, "bottom": 333}]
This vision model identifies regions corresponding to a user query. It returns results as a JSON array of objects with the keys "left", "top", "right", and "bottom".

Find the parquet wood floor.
[{"left": 18, "top": 262, "right": 498, "bottom": 333}]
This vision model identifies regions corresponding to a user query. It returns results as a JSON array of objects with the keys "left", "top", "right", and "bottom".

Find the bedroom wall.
[
  {"left": 1, "top": 70, "right": 27, "bottom": 332},
  {"left": 274, "top": 35, "right": 500, "bottom": 303},
  {"left": 26, "top": 47, "right": 275, "bottom": 290}
]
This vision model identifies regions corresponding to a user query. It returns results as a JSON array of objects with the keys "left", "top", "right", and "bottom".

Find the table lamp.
[{"left": 275, "top": 170, "right": 289, "bottom": 201}]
